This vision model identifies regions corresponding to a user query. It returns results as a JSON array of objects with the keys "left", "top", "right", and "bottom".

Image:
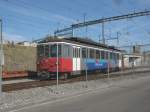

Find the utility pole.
[
  {"left": 71, "top": 27, "right": 74, "bottom": 37},
  {"left": 102, "top": 19, "right": 105, "bottom": 44},
  {"left": 84, "top": 13, "right": 88, "bottom": 85},
  {"left": 116, "top": 32, "right": 120, "bottom": 46},
  {"left": 0, "top": 18, "right": 3, "bottom": 102},
  {"left": 83, "top": 13, "right": 87, "bottom": 38}
]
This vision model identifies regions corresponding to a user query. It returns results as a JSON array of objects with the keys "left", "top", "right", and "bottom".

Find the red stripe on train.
[{"left": 37, "top": 57, "right": 72, "bottom": 72}]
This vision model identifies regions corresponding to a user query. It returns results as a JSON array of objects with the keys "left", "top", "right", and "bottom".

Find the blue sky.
[{"left": 0, "top": 0, "right": 150, "bottom": 47}]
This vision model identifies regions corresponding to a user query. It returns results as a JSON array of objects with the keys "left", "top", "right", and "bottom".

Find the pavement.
[{"left": 9, "top": 72, "right": 150, "bottom": 112}]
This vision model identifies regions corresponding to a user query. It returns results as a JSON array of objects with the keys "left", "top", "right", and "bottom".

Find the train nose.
[{"left": 38, "top": 59, "right": 49, "bottom": 69}]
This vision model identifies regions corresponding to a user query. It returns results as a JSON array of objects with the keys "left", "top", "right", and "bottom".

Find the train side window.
[
  {"left": 62, "top": 44, "right": 65, "bottom": 57},
  {"left": 119, "top": 54, "right": 122, "bottom": 60},
  {"left": 96, "top": 50, "right": 100, "bottom": 59},
  {"left": 75, "top": 48, "right": 76, "bottom": 58},
  {"left": 112, "top": 53, "right": 114, "bottom": 60},
  {"left": 90, "top": 49, "right": 95, "bottom": 59},
  {"left": 115, "top": 53, "right": 118, "bottom": 60},
  {"left": 114, "top": 53, "right": 117, "bottom": 60},
  {"left": 117, "top": 53, "right": 119, "bottom": 60},
  {"left": 110, "top": 52, "right": 113, "bottom": 59},
  {"left": 63, "top": 45, "right": 71, "bottom": 57},
  {"left": 87, "top": 48, "right": 89, "bottom": 58},
  {"left": 77, "top": 48, "right": 79, "bottom": 58},
  {"left": 72, "top": 47, "right": 74, "bottom": 57},
  {"left": 74, "top": 48, "right": 75, "bottom": 58},
  {"left": 112, "top": 53, "right": 115, "bottom": 60},
  {"left": 77, "top": 48, "right": 78, "bottom": 58},
  {"left": 58, "top": 45, "right": 61, "bottom": 57},
  {"left": 67, "top": 45, "right": 70, "bottom": 57},
  {"left": 75, "top": 48, "right": 77, "bottom": 58},
  {"left": 66, "top": 45, "right": 70, "bottom": 57},
  {"left": 99, "top": 50, "right": 101, "bottom": 59},
  {"left": 82, "top": 48, "right": 86, "bottom": 58},
  {"left": 73, "top": 48, "right": 74, "bottom": 58},
  {"left": 70, "top": 47, "right": 73, "bottom": 57},
  {"left": 79, "top": 48, "right": 80, "bottom": 58},
  {"left": 105, "top": 51, "right": 108, "bottom": 60},
  {"left": 101, "top": 51, "right": 105, "bottom": 59},
  {"left": 74, "top": 48, "right": 76, "bottom": 58}
]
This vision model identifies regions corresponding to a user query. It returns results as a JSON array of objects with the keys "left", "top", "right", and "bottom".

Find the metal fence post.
[
  {"left": 107, "top": 52, "right": 110, "bottom": 80},
  {"left": 0, "top": 19, "right": 3, "bottom": 103},
  {"left": 56, "top": 43, "right": 59, "bottom": 88},
  {"left": 85, "top": 48, "right": 88, "bottom": 81}
]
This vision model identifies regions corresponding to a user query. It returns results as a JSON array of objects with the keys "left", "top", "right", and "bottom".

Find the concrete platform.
[{"left": 2, "top": 79, "right": 34, "bottom": 85}]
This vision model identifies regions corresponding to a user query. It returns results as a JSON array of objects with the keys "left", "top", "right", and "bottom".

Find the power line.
[
  {"left": 55, "top": 10, "right": 150, "bottom": 36},
  {"left": 119, "top": 43, "right": 150, "bottom": 48}
]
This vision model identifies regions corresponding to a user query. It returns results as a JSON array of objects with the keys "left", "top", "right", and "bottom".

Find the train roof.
[{"left": 38, "top": 37, "right": 122, "bottom": 52}]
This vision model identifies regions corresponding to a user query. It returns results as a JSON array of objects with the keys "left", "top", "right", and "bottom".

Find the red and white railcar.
[{"left": 37, "top": 37, "right": 122, "bottom": 79}]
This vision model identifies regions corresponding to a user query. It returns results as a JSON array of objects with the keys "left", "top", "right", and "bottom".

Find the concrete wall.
[{"left": 3, "top": 45, "right": 37, "bottom": 72}]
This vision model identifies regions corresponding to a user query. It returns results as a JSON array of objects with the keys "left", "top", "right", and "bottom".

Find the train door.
[{"left": 73, "top": 46, "right": 81, "bottom": 74}]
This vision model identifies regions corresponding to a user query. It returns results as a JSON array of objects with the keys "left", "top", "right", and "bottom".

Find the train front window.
[
  {"left": 45, "top": 45, "right": 49, "bottom": 57},
  {"left": 37, "top": 45, "right": 44, "bottom": 58},
  {"left": 50, "top": 44, "right": 61, "bottom": 57}
]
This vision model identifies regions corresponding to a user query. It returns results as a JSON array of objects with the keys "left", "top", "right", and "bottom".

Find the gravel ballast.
[{"left": 0, "top": 71, "right": 149, "bottom": 112}]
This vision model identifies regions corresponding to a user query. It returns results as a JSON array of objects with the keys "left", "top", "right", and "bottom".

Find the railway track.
[
  {"left": 3, "top": 66, "right": 150, "bottom": 92},
  {"left": 2, "top": 73, "right": 108, "bottom": 92}
]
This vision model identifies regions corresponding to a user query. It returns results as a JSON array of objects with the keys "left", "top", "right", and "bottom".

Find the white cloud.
[
  {"left": 53, "top": 14, "right": 76, "bottom": 23},
  {"left": 3, "top": 32, "right": 27, "bottom": 43},
  {"left": 0, "top": 1, "right": 76, "bottom": 23}
]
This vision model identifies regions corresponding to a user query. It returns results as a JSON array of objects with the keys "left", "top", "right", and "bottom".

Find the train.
[{"left": 37, "top": 37, "right": 123, "bottom": 79}]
